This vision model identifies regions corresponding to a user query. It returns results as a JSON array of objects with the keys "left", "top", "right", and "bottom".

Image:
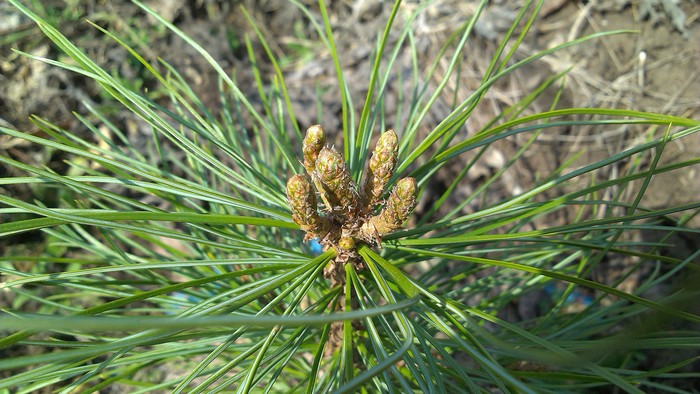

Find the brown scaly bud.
[
  {"left": 362, "top": 177, "right": 417, "bottom": 239},
  {"left": 316, "top": 147, "right": 359, "bottom": 217},
  {"left": 363, "top": 130, "right": 399, "bottom": 210},
  {"left": 302, "top": 125, "right": 326, "bottom": 174},
  {"left": 286, "top": 174, "right": 326, "bottom": 240}
]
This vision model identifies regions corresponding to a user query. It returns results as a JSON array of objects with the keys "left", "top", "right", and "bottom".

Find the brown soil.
[{"left": 2, "top": 2, "right": 698, "bottom": 211}]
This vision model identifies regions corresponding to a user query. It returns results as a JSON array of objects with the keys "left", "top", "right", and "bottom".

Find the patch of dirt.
[
  {"left": 4, "top": 2, "right": 697, "bottom": 209},
  {"left": 535, "top": 0, "right": 700, "bottom": 224}
]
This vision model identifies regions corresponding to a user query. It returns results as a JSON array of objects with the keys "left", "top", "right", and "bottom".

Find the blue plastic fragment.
[
  {"left": 309, "top": 238, "right": 323, "bottom": 255},
  {"left": 544, "top": 283, "right": 592, "bottom": 306}
]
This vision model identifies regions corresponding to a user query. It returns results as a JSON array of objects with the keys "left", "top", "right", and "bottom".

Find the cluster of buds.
[{"left": 286, "top": 125, "right": 417, "bottom": 285}]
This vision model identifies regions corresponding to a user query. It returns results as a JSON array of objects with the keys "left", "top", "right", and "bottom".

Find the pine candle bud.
[
  {"left": 302, "top": 124, "right": 326, "bottom": 174},
  {"left": 316, "top": 147, "right": 358, "bottom": 217},
  {"left": 363, "top": 129, "right": 399, "bottom": 209},
  {"left": 363, "top": 177, "right": 417, "bottom": 237},
  {"left": 286, "top": 174, "right": 325, "bottom": 239}
]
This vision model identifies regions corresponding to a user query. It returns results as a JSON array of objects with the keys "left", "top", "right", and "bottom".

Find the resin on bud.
[
  {"left": 286, "top": 174, "right": 326, "bottom": 240},
  {"left": 363, "top": 129, "right": 399, "bottom": 210},
  {"left": 362, "top": 177, "right": 417, "bottom": 238},
  {"left": 315, "top": 146, "right": 359, "bottom": 217},
  {"left": 302, "top": 124, "right": 326, "bottom": 174},
  {"left": 337, "top": 236, "right": 355, "bottom": 251}
]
